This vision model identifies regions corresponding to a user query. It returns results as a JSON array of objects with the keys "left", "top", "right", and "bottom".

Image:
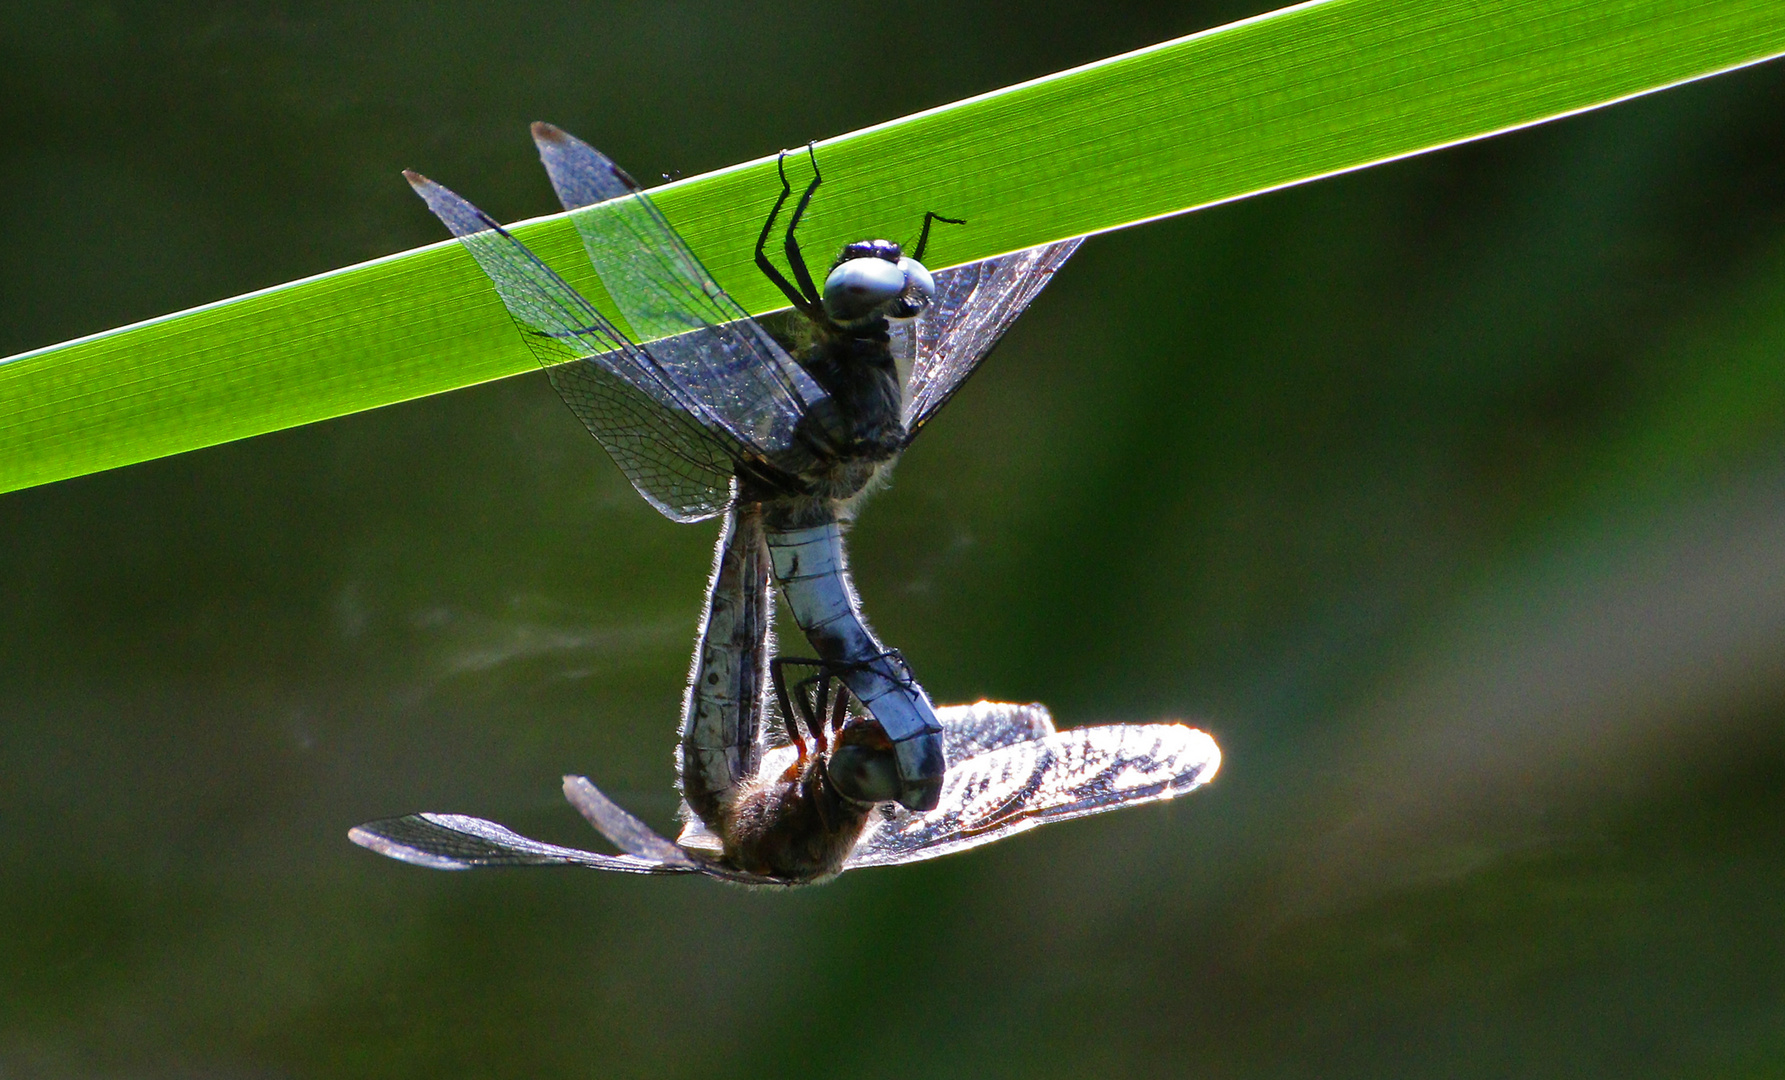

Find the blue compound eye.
[
  {"left": 896, "top": 257, "right": 935, "bottom": 303},
  {"left": 823, "top": 257, "right": 907, "bottom": 322},
  {"left": 886, "top": 256, "right": 936, "bottom": 320}
]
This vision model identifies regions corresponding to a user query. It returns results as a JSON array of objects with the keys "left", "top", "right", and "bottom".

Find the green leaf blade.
[{"left": 5, "top": 0, "right": 1784, "bottom": 494}]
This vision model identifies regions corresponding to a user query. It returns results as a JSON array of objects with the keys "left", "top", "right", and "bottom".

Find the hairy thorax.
[
  {"left": 773, "top": 324, "right": 908, "bottom": 519},
  {"left": 718, "top": 758, "right": 873, "bottom": 883}
]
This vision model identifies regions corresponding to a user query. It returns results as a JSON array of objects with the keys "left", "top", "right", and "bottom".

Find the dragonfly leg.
[
  {"left": 828, "top": 676, "right": 851, "bottom": 740},
  {"left": 769, "top": 655, "right": 810, "bottom": 761},
  {"left": 756, "top": 152, "right": 819, "bottom": 317},
  {"left": 910, "top": 211, "right": 966, "bottom": 263},
  {"left": 859, "top": 646, "right": 918, "bottom": 691},
  {"left": 799, "top": 666, "right": 862, "bottom": 754},
  {"left": 782, "top": 143, "right": 824, "bottom": 307},
  {"left": 775, "top": 654, "right": 880, "bottom": 755},
  {"left": 811, "top": 674, "right": 833, "bottom": 754},
  {"left": 788, "top": 666, "right": 842, "bottom": 754}
]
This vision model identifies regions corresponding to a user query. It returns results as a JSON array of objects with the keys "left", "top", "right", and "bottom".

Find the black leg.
[
  {"left": 812, "top": 675, "right": 832, "bottom": 752},
  {"left": 769, "top": 656, "right": 809, "bottom": 759},
  {"left": 793, "top": 671, "right": 830, "bottom": 750},
  {"left": 783, "top": 144, "right": 825, "bottom": 309},
  {"left": 828, "top": 678, "right": 851, "bottom": 737},
  {"left": 911, "top": 211, "right": 966, "bottom": 263},
  {"left": 756, "top": 152, "right": 818, "bottom": 316},
  {"left": 864, "top": 646, "right": 917, "bottom": 691},
  {"left": 812, "top": 671, "right": 830, "bottom": 727},
  {"left": 773, "top": 653, "right": 904, "bottom": 755}
]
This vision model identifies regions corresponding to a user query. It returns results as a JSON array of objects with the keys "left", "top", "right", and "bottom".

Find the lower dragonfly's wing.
[
  {"left": 529, "top": 124, "right": 827, "bottom": 463},
  {"left": 936, "top": 700, "right": 1056, "bottom": 762},
  {"left": 561, "top": 776, "right": 704, "bottom": 869},
  {"left": 349, "top": 813, "right": 696, "bottom": 875},
  {"left": 844, "top": 722, "right": 1220, "bottom": 870},
  {"left": 408, "top": 173, "right": 746, "bottom": 522},
  {"left": 899, "top": 238, "right": 1084, "bottom": 438}
]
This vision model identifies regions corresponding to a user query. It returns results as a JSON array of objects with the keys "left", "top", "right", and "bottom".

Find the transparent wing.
[
  {"left": 561, "top": 775, "right": 704, "bottom": 868},
  {"left": 844, "top": 722, "right": 1220, "bottom": 869},
  {"left": 936, "top": 700, "right": 1057, "bottom": 762},
  {"left": 410, "top": 173, "right": 764, "bottom": 522},
  {"left": 554, "top": 778, "right": 787, "bottom": 886},
  {"left": 901, "top": 238, "right": 1084, "bottom": 438},
  {"left": 348, "top": 813, "right": 696, "bottom": 875},
  {"left": 530, "top": 123, "right": 827, "bottom": 459}
]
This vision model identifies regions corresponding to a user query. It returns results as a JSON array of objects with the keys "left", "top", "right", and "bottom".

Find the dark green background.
[{"left": 7, "top": 2, "right": 1785, "bottom": 1076}]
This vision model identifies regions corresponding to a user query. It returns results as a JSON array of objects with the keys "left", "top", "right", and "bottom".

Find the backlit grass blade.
[{"left": 3, "top": 0, "right": 1783, "bottom": 495}]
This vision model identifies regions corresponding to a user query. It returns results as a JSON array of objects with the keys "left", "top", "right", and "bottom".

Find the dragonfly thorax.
[
  {"left": 718, "top": 751, "right": 875, "bottom": 882},
  {"left": 775, "top": 328, "right": 908, "bottom": 511}
]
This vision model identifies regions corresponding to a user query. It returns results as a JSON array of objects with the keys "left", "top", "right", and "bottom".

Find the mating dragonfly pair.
[{"left": 350, "top": 124, "right": 1219, "bottom": 885}]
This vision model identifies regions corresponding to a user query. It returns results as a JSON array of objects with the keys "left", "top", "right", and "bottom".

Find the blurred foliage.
[{"left": 4, "top": 1, "right": 1785, "bottom": 1077}]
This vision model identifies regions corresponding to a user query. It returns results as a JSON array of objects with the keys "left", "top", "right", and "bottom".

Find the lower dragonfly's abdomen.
[
  {"left": 679, "top": 505, "right": 773, "bottom": 828},
  {"left": 766, "top": 520, "right": 945, "bottom": 811}
]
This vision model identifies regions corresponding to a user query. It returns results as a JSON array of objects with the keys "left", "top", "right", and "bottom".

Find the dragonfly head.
[
  {"left": 824, "top": 720, "right": 903, "bottom": 805},
  {"left": 823, "top": 240, "right": 936, "bottom": 328}
]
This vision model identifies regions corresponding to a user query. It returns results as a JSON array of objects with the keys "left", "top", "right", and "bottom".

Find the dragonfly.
[
  {"left": 350, "top": 700, "right": 1221, "bottom": 885},
  {"left": 399, "top": 123, "right": 1079, "bottom": 811}
]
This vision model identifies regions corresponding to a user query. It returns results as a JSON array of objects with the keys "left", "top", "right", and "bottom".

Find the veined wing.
[
  {"left": 348, "top": 813, "right": 694, "bottom": 874},
  {"left": 562, "top": 775, "right": 704, "bottom": 868},
  {"left": 844, "top": 722, "right": 1220, "bottom": 869},
  {"left": 561, "top": 776, "right": 787, "bottom": 886},
  {"left": 349, "top": 784, "right": 785, "bottom": 884},
  {"left": 937, "top": 700, "right": 1057, "bottom": 762},
  {"left": 531, "top": 123, "right": 827, "bottom": 458},
  {"left": 409, "top": 173, "right": 748, "bottom": 522},
  {"left": 899, "top": 238, "right": 1084, "bottom": 438}
]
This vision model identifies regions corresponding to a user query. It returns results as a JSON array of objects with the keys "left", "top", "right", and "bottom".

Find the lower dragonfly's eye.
[
  {"left": 823, "top": 257, "right": 906, "bottom": 323},
  {"left": 827, "top": 743, "right": 903, "bottom": 804}
]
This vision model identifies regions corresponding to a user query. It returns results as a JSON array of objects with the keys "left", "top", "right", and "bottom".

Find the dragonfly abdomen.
[
  {"left": 679, "top": 507, "right": 774, "bottom": 827},
  {"left": 765, "top": 521, "right": 945, "bottom": 811}
]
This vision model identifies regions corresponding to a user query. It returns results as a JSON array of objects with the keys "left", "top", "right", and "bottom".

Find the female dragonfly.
[
  {"left": 352, "top": 699, "right": 1221, "bottom": 885},
  {"left": 403, "top": 123, "right": 1077, "bottom": 810}
]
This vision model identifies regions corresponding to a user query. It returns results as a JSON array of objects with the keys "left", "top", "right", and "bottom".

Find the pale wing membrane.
[
  {"left": 903, "top": 238, "right": 1084, "bottom": 437},
  {"left": 348, "top": 814, "right": 693, "bottom": 875},
  {"left": 845, "top": 723, "right": 1220, "bottom": 869},
  {"left": 542, "top": 359, "right": 739, "bottom": 523},
  {"left": 936, "top": 700, "right": 1057, "bottom": 762},
  {"left": 562, "top": 776, "right": 703, "bottom": 868},
  {"left": 531, "top": 124, "right": 825, "bottom": 457},
  {"left": 409, "top": 174, "right": 741, "bottom": 522},
  {"left": 560, "top": 777, "right": 784, "bottom": 885}
]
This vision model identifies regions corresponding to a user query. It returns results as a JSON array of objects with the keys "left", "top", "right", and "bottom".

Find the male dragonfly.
[
  {"left": 352, "top": 700, "right": 1221, "bottom": 886},
  {"left": 401, "top": 123, "right": 1078, "bottom": 810}
]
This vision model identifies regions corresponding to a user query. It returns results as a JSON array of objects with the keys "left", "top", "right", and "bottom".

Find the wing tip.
[
  {"left": 348, "top": 820, "right": 473, "bottom": 871},
  {"left": 1156, "top": 723, "right": 1222, "bottom": 787},
  {"left": 1185, "top": 727, "right": 1221, "bottom": 786},
  {"left": 528, "top": 123, "right": 639, "bottom": 192},
  {"left": 401, "top": 168, "right": 430, "bottom": 191}
]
